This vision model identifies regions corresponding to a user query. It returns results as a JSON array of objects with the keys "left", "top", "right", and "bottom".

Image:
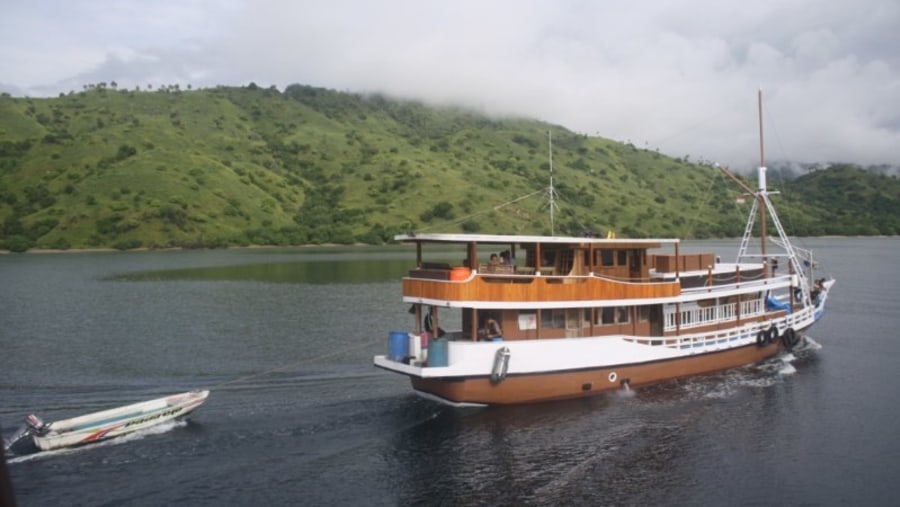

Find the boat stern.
[{"left": 373, "top": 354, "right": 424, "bottom": 377}]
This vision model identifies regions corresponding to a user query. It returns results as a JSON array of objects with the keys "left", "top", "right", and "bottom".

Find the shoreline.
[
  {"left": 0, "top": 243, "right": 375, "bottom": 255},
  {"left": 1, "top": 235, "right": 897, "bottom": 255}
]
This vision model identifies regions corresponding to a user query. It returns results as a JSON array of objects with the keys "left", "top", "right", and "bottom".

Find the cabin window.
[
  {"left": 617, "top": 250, "right": 627, "bottom": 266},
  {"left": 599, "top": 250, "right": 614, "bottom": 267},
  {"left": 540, "top": 309, "right": 566, "bottom": 328},
  {"left": 600, "top": 308, "right": 614, "bottom": 324},
  {"left": 597, "top": 306, "right": 630, "bottom": 325},
  {"left": 542, "top": 249, "right": 556, "bottom": 267},
  {"left": 631, "top": 249, "right": 642, "bottom": 269},
  {"left": 638, "top": 306, "right": 650, "bottom": 322},
  {"left": 558, "top": 250, "right": 575, "bottom": 274}
]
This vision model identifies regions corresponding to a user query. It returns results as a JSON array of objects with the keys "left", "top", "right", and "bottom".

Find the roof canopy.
[{"left": 395, "top": 233, "right": 677, "bottom": 248}]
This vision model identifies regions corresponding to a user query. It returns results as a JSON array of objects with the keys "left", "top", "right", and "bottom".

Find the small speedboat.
[{"left": 7, "top": 390, "right": 209, "bottom": 452}]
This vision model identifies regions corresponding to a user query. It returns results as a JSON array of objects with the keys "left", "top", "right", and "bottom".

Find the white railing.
[
  {"left": 627, "top": 298, "right": 820, "bottom": 351},
  {"left": 664, "top": 298, "right": 764, "bottom": 331},
  {"left": 681, "top": 273, "right": 794, "bottom": 294}
]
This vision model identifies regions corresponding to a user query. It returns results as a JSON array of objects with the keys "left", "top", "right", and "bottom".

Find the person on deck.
[
  {"left": 485, "top": 253, "right": 500, "bottom": 273},
  {"left": 483, "top": 318, "right": 503, "bottom": 341}
]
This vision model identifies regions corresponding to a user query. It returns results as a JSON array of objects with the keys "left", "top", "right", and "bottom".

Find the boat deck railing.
[
  {"left": 408, "top": 265, "right": 677, "bottom": 286},
  {"left": 679, "top": 272, "right": 795, "bottom": 294},
  {"left": 629, "top": 302, "right": 817, "bottom": 350},
  {"left": 407, "top": 263, "right": 791, "bottom": 289},
  {"left": 664, "top": 298, "right": 765, "bottom": 332}
]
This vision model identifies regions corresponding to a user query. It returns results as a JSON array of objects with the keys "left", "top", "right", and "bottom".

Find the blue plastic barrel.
[
  {"left": 427, "top": 338, "right": 449, "bottom": 367},
  {"left": 388, "top": 331, "right": 409, "bottom": 361}
]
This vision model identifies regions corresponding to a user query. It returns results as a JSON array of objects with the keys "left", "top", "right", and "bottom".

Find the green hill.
[
  {"left": 0, "top": 84, "right": 897, "bottom": 252},
  {"left": 782, "top": 165, "right": 900, "bottom": 236}
]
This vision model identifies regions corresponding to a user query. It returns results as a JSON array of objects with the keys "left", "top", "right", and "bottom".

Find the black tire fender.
[
  {"left": 782, "top": 328, "right": 798, "bottom": 350},
  {"left": 768, "top": 325, "right": 779, "bottom": 345}
]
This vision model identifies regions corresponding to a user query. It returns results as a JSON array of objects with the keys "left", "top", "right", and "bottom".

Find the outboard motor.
[
  {"left": 25, "top": 414, "right": 49, "bottom": 435},
  {"left": 4, "top": 418, "right": 40, "bottom": 454}
]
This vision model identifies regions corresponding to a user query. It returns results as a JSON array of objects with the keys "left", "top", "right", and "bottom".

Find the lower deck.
[{"left": 410, "top": 288, "right": 803, "bottom": 346}]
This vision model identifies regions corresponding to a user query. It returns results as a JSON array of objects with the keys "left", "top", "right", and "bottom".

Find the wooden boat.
[
  {"left": 19, "top": 390, "right": 209, "bottom": 451},
  {"left": 373, "top": 94, "right": 835, "bottom": 407}
]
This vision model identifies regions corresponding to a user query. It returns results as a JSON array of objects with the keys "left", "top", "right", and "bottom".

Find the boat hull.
[
  {"left": 409, "top": 340, "right": 787, "bottom": 406},
  {"left": 31, "top": 390, "right": 209, "bottom": 451}
]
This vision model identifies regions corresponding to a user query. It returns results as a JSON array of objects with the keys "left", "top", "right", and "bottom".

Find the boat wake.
[
  {"left": 794, "top": 335, "right": 823, "bottom": 353},
  {"left": 768, "top": 336, "right": 822, "bottom": 378},
  {"left": 679, "top": 356, "right": 798, "bottom": 401},
  {"left": 777, "top": 361, "right": 797, "bottom": 376},
  {"left": 633, "top": 333, "right": 826, "bottom": 404},
  {"left": 616, "top": 383, "right": 637, "bottom": 399},
  {"left": 773, "top": 348, "right": 799, "bottom": 375},
  {"left": 530, "top": 422, "right": 643, "bottom": 498},
  {"left": 6, "top": 420, "right": 187, "bottom": 464}
]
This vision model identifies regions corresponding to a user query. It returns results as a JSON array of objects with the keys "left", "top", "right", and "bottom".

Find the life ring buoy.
[
  {"left": 768, "top": 325, "right": 779, "bottom": 345},
  {"left": 756, "top": 330, "right": 767, "bottom": 347},
  {"left": 782, "top": 328, "right": 798, "bottom": 350}
]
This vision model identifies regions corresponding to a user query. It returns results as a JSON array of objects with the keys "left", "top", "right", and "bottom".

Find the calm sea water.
[{"left": 1, "top": 239, "right": 898, "bottom": 506}]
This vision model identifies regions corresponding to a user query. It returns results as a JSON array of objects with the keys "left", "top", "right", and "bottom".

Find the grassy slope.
[{"left": 0, "top": 85, "right": 896, "bottom": 251}]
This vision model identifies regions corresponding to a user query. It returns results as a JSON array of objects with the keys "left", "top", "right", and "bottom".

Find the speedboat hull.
[{"left": 30, "top": 390, "right": 209, "bottom": 451}]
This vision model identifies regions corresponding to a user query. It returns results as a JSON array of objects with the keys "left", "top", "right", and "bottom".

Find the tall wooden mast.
[
  {"left": 757, "top": 89, "right": 768, "bottom": 269},
  {"left": 548, "top": 131, "right": 557, "bottom": 235}
]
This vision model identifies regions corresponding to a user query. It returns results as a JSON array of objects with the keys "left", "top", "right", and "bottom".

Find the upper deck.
[
  {"left": 402, "top": 267, "right": 681, "bottom": 308},
  {"left": 396, "top": 233, "right": 771, "bottom": 308}
]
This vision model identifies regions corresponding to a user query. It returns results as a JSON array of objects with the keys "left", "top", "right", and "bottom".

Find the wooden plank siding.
[{"left": 402, "top": 273, "right": 680, "bottom": 303}]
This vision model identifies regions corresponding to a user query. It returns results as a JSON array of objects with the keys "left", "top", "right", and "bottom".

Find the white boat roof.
[{"left": 395, "top": 232, "right": 679, "bottom": 245}]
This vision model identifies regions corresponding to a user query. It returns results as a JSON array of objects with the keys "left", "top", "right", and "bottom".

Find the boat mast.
[
  {"left": 757, "top": 89, "right": 768, "bottom": 269},
  {"left": 720, "top": 91, "right": 812, "bottom": 303},
  {"left": 548, "top": 130, "right": 556, "bottom": 235}
]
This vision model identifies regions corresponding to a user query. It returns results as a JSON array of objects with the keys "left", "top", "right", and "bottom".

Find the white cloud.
[{"left": 0, "top": 0, "right": 897, "bottom": 167}]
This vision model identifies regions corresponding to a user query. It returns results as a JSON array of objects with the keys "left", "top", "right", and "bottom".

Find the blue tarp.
[{"left": 766, "top": 295, "right": 791, "bottom": 313}]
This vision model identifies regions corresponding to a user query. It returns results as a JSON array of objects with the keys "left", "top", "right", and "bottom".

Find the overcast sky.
[{"left": 2, "top": 0, "right": 898, "bottom": 169}]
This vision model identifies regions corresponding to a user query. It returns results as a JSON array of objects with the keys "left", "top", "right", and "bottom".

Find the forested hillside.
[{"left": 0, "top": 84, "right": 897, "bottom": 252}]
